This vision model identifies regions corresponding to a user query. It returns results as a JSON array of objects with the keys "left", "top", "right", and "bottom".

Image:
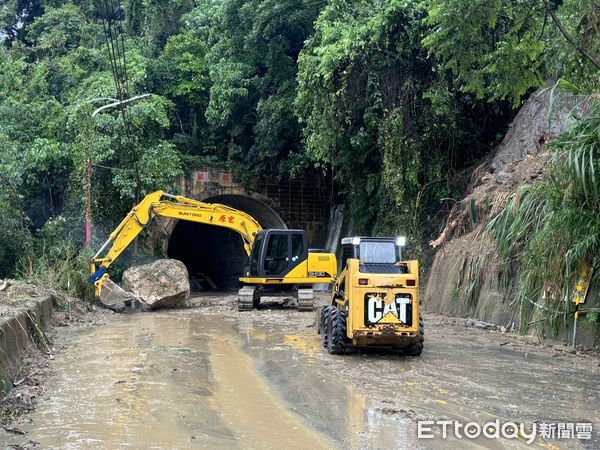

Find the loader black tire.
[
  {"left": 405, "top": 315, "right": 424, "bottom": 356},
  {"left": 326, "top": 307, "right": 347, "bottom": 355},
  {"left": 319, "top": 306, "right": 331, "bottom": 347}
]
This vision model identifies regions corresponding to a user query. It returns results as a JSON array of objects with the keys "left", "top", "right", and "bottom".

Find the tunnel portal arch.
[{"left": 167, "top": 194, "right": 287, "bottom": 290}]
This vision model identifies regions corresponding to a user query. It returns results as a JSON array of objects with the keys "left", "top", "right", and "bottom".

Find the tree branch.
[{"left": 541, "top": 0, "right": 600, "bottom": 70}]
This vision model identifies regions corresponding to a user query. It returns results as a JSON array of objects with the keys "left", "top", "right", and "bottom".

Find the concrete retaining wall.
[
  {"left": 0, "top": 287, "right": 54, "bottom": 394},
  {"left": 423, "top": 228, "right": 600, "bottom": 348}
]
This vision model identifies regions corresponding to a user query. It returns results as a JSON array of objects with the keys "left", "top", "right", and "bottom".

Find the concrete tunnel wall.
[{"left": 167, "top": 195, "right": 287, "bottom": 290}]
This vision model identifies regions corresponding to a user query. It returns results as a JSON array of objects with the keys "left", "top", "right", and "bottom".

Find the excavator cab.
[
  {"left": 245, "top": 230, "right": 307, "bottom": 278},
  {"left": 238, "top": 229, "right": 336, "bottom": 312}
]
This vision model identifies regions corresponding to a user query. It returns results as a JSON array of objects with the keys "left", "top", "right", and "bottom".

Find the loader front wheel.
[
  {"left": 405, "top": 315, "right": 424, "bottom": 356},
  {"left": 326, "top": 307, "right": 347, "bottom": 355},
  {"left": 319, "top": 306, "right": 331, "bottom": 347}
]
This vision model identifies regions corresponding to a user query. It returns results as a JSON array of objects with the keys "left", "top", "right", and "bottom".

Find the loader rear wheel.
[
  {"left": 405, "top": 315, "right": 424, "bottom": 356},
  {"left": 326, "top": 307, "right": 347, "bottom": 355},
  {"left": 319, "top": 306, "right": 331, "bottom": 347}
]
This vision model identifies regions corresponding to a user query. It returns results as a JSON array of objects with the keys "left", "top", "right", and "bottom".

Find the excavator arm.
[{"left": 89, "top": 190, "right": 263, "bottom": 286}]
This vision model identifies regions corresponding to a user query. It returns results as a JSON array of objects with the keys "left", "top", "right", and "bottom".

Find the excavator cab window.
[
  {"left": 249, "top": 233, "right": 264, "bottom": 276},
  {"left": 291, "top": 234, "right": 304, "bottom": 262},
  {"left": 265, "top": 234, "right": 289, "bottom": 275},
  {"left": 247, "top": 229, "right": 308, "bottom": 278}
]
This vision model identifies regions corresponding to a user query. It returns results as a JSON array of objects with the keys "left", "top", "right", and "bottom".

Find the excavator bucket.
[{"left": 97, "top": 279, "right": 148, "bottom": 312}]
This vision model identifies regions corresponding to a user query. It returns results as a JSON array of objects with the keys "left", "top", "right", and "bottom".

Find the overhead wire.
[
  {"left": 92, "top": 163, "right": 134, "bottom": 172},
  {"left": 96, "top": 0, "right": 142, "bottom": 200}
]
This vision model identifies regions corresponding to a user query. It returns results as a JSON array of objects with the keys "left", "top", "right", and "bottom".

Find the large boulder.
[{"left": 122, "top": 259, "right": 190, "bottom": 309}]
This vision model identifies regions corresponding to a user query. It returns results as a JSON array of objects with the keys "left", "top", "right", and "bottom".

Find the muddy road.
[{"left": 8, "top": 294, "right": 599, "bottom": 449}]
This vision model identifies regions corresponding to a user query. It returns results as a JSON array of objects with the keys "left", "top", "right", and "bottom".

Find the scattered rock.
[
  {"left": 0, "top": 279, "right": 12, "bottom": 291},
  {"left": 462, "top": 318, "right": 496, "bottom": 330},
  {"left": 122, "top": 259, "right": 190, "bottom": 309},
  {"left": 495, "top": 171, "right": 511, "bottom": 184}
]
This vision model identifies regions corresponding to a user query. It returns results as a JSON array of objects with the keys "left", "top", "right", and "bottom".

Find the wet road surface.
[{"left": 21, "top": 295, "right": 600, "bottom": 449}]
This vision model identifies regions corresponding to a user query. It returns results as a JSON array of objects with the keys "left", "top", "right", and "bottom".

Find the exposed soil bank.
[
  {"left": 7, "top": 293, "right": 599, "bottom": 449},
  {"left": 0, "top": 284, "right": 54, "bottom": 393}
]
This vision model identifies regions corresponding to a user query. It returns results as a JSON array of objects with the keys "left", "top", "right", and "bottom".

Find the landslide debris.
[
  {"left": 122, "top": 259, "right": 190, "bottom": 309},
  {"left": 423, "top": 84, "right": 587, "bottom": 333}
]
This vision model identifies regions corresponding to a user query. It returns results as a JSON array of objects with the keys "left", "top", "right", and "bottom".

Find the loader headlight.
[{"left": 396, "top": 236, "right": 406, "bottom": 247}]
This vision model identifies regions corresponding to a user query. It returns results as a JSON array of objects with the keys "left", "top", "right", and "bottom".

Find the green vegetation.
[
  {"left": 0, "top": 0, "right": 598, "bottom": 330},
  {"left": 487, "top": 84, "right": 599, "bottom": 333},
  {"left": 424, "top": 0, "right": 600, "bottom": 106}
]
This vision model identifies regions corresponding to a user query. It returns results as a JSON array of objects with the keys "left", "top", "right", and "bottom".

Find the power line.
[
  {"left": 96, "top": 0, "right": 142, "bottom": 200},
  {"left": 92, "top": 163, "right": 134, "bottom": 172}
]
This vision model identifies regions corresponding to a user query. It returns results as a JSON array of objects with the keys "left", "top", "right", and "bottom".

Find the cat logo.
[{"left": 364, "top": 293, "right": 412, "bottom": 326}]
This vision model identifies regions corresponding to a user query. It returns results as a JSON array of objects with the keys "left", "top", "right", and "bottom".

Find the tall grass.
[
  {"left": 17, "top": 242, "right": 95, "bottom": 306},
  {"left": 486, "top": 84, "right": 599, "bottom": 336}
]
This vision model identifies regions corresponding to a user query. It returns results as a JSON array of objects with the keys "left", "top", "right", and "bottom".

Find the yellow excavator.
[{"left": 89, "top": 190, "right": 337, "bottom": 312}]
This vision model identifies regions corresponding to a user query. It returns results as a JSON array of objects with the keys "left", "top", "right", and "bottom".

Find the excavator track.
[
  {"left": 237, "top": 286, "right": 256, "bottom": 311},
  {"left": 297, "top": 288, "right": 314, "bottom": 312}
]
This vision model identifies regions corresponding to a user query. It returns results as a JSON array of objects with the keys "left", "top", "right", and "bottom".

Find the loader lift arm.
[{"left": 89, "top": 190, "right": 262, "bottom": 285}]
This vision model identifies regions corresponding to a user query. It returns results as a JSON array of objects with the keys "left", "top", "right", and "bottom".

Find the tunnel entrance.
[{"left": 167, "top": 195, "right": 287, "bottom": 291}]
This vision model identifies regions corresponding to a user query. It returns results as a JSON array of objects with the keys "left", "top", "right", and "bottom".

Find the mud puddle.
[
  {"left": 22, "top": 311, "right": 334, "bottom": 449},
  {"left": 16, "top": 298, "right": 600, "bottom": 449},
  {"left": 234, "top": 307, "right": 599, "bottom": 450},
  {"left": 236, "top": 318, "right": 503, "bottom": 450}
]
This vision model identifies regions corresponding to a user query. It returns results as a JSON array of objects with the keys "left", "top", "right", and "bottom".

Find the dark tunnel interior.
[{"left": 167, "top": 195, "right": 287, "bottom": 291}]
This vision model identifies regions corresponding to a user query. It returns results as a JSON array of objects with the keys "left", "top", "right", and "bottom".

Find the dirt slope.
[{"left": 423, "top": 83, "right": 598, "bottom": 346}]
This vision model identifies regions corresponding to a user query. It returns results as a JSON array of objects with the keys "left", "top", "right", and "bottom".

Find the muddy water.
[
  {"left": 235, "top": 312, "right": 599, "bottom": 450},
  {"left": 24, "top": 311, "right": 334, "bottom": 449},
  {"left": 23, "top": 305, "right": 600, "bottom": 449},
  {"left": 236, "top": 319, "right": 500, "bottom": 450}
]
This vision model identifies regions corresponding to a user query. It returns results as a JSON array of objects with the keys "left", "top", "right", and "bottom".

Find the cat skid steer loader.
[
  {"left": 317, "top": 236, "right": 423, "bottom": 355},
  {"left": 88, "top": 191, "right": 336, "bottom": 312}
]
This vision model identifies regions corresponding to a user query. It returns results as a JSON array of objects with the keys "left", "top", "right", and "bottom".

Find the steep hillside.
[{"left": 423, "top": 84, "right": 599, "bottom": 347}]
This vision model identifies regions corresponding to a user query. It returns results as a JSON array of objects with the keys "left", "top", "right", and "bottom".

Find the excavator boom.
[{"left": 89, "top": 190, "right": 262, "bottom": 286}]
